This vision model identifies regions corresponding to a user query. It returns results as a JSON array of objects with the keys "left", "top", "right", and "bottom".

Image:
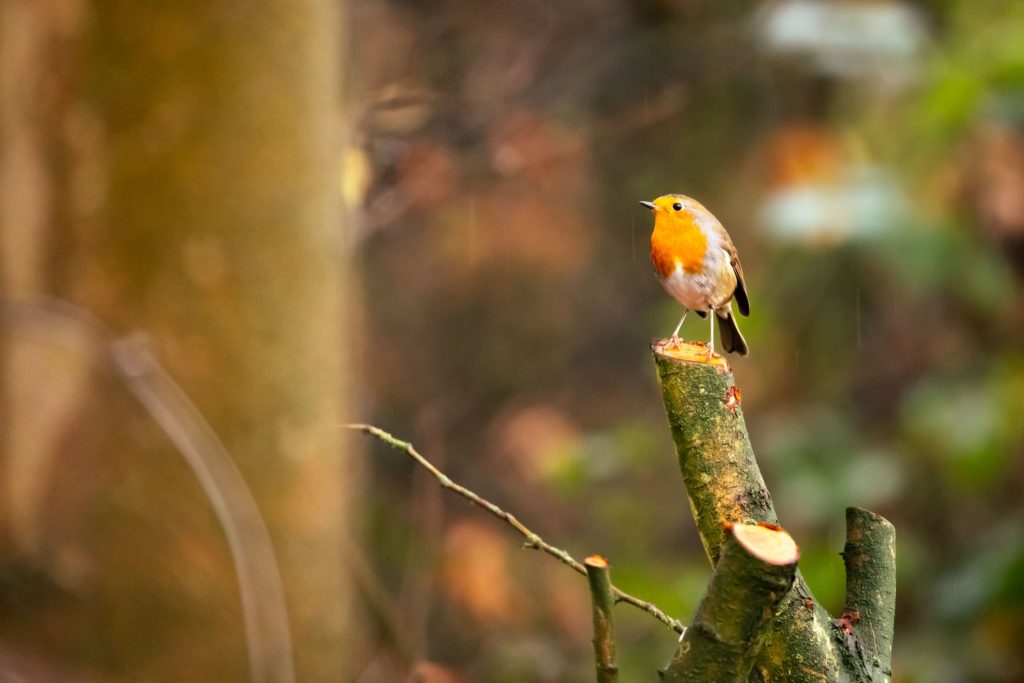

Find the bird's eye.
[{"left": 672, "top": 202, "right": 683, "bottom": 211}]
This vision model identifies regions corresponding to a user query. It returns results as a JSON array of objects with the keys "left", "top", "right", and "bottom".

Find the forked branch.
[{"left": 653, "top": 341, "right": 896, "bottom": 682}]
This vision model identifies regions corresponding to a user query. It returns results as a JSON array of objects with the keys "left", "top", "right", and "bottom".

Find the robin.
[{"left": 640, "top": 194, "right": 750, "bottom": 356}]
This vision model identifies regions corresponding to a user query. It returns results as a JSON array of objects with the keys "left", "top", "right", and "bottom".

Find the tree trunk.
[{"left": 0, "top": 1, "right": 357, "bottom": 680}]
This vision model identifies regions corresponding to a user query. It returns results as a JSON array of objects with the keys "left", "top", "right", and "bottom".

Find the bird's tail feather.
[{"left": 717, "top": 311, "right": 749, "bottom": 356}]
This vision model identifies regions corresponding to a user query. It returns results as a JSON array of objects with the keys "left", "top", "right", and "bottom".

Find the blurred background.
[{"left": 2, "top": 0, "right": 1024, "bottom": 681}]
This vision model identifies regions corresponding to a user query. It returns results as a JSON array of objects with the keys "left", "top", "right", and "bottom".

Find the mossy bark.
[
  {"left": 842, "top": 507, "right": 897, "bottom": 680},
  {"left": 653, "top": 343, "right": 776, "bottom": 564},
  {"left": 662, "top": 524, "right": 798, "bottom": 683},
  {"left": 653, "top": 343, "right": 896, "bottom": 683}
]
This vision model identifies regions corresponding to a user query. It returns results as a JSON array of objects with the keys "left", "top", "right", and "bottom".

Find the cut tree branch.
[
  {"left": 841, "top": 507, "right": 897, "bottom": 678},
  {"left": 585, "top": 555, "right": 619, "bottom": 683},
  {"left": 347, "top": 423, "right": 685, "bottom": 634},
  {"left": 661, "top": 523, "right": 799, "bottom": 683},
  {"left": 652, "top": 340, "right": 896, "bottom": 682}
]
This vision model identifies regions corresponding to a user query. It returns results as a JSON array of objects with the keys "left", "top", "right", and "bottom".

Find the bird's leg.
[
  {"left": 671, "top": 310, "right": 689, "bottom": 340},
  {"left": 707, "top": 311, "right": 715, "bottom": 355}
]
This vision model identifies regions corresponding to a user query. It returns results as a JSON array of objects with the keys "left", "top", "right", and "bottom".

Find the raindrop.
[
  {"left": 856, "top": 287, "right": 862, "bottom": 348},
  {"left": 631, "top": 218, "right": 636, "bottom": 262},
  {"left": 467, "top": 198, "right": 477, "bottom": 265}
]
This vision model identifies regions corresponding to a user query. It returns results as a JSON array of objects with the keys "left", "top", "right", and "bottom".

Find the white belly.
[{"left": 659, "top": 248, "right": 736, "bottom": 312}]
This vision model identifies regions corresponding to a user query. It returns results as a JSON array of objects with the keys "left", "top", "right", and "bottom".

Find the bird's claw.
[{"left": 657, "top": 335, "right": 679, "bottom": 350}]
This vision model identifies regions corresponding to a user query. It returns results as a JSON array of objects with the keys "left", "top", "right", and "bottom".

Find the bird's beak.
[{"left": 639, "top": 200, "right": 657, "bottom": 211}]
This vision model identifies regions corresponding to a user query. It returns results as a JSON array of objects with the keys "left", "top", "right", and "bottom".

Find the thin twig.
[{"left": 348, "top": 423, "right": 685, "bottom": 634}]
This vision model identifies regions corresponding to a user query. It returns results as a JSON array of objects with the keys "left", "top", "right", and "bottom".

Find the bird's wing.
[{"left": 723, "top": 238, "right": 750, "bottom": 317}]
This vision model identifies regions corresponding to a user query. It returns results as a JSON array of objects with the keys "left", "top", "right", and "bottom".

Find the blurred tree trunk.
[{"left": 0, "top": 0, "right": 358, "bottom": 680}]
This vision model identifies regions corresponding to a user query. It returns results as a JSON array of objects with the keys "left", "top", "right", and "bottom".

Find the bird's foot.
[{"left": 656, "top": 335, "right": 679, "bottom": 350}]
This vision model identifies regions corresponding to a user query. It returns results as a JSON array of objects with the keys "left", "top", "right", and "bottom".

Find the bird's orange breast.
[{"left": 650, "top": 213, "right": 707, "bottom": 278}]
